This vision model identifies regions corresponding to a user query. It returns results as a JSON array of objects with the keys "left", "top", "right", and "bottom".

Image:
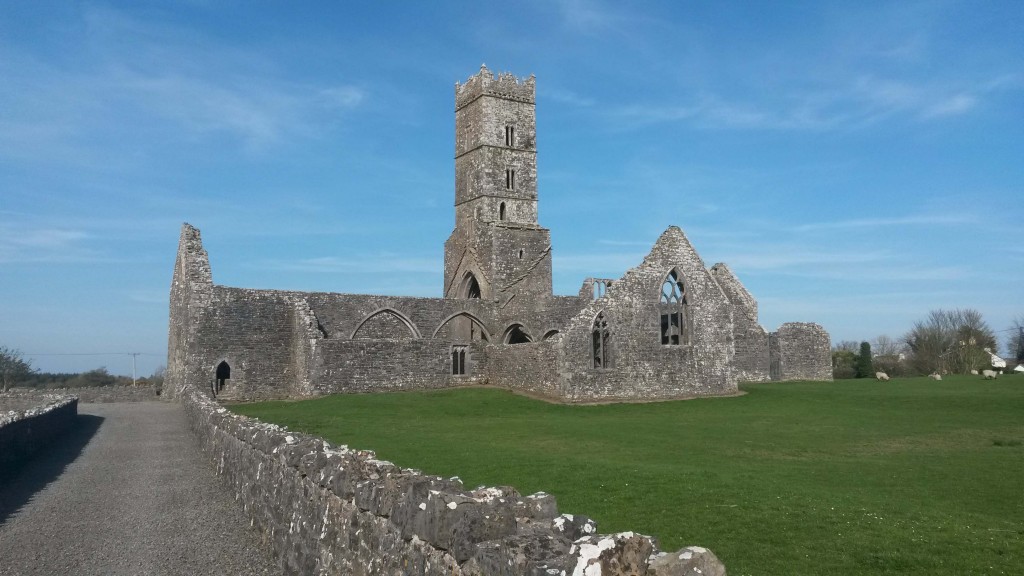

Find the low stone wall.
[
  {"left": 182, "top": 384, "right": 726, "bottom": 575},
  {"left": 3, "top": 385, "right": 160, "bottom": 403},
  {"left": 0, "top": 395, "right": 78, "bottom": 469}
]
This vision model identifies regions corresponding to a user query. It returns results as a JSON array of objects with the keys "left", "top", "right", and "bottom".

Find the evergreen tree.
[{"left": 856, "top": 341, "right": 874, "bottom": 378}]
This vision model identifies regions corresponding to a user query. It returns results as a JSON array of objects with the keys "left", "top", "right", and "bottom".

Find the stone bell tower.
[{"left": 443, "top": 65, "right": 553, "bottom": 302}]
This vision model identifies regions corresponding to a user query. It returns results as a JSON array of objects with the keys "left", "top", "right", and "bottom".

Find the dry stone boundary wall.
[
  {"left": 0, "top": 395, "right": 78, "bottom": 469},
  {"left": 182, "top": 383, "right": 727, "bottom": 575},
  {"left": 1, "top": 385, "right": 160, "bottom": 403}
]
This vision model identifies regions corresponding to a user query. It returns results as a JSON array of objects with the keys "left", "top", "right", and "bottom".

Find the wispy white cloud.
[
  {"left": 723, "top": 247, "right": 891, "bottom": 271},
  {"left": 258, "top": 254, "right": 439, "bottom": 275},
  {"left": 115, "top": 70, "right": 365, "bottom": 149},
  {"left": 778, "top": 264, "right": 968, "bottom": 282},
  {"left": 0, "top": 226, "right": 99, "bottom": 264},
  {"left": 613, "top": 76, "right": 994, "bottom": 131},
  {"left": 706, "top": 237, "right": 968, "bottom": 282},
  {"left": 921, "top": 94, "right": 976, "bottom": 118},
  {"left": 554, "top": 0, "right": 617, "bottom": 33},
  {"left": 793, "top": 213, "right": 979, "bottom": 232},
  {"left": 0, "top": 6, "right": 366, "bottom": 164},
  {"left": 597, "top": 239, "right": 655, "bottom": 247},
  {"left": 553, "top": 252, "right": 645, "bottom": 275},
  {"left": 545, "top": 87, "right": 596, "bottom": 107}
]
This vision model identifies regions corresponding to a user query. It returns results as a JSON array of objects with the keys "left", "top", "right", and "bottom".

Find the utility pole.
[
  {"left": 129, "top": 352, "right": 139, "bottom": 386},
  {"left": 1018, "top": 327, "right": 1023, "bottom": 363}
]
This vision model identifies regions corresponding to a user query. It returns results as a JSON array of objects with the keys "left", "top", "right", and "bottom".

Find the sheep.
[
  {"left": 970, "top": 369, "right": 979, "bottom": 375},
  {"left": 875, "top": 372, "right": 889, "bottom": 381},
  {"left": 929, "top": 373, "right": 942, "bottom": 381},
  {"left": 982, "top": 369, "right": 998, "bottom": 380}
]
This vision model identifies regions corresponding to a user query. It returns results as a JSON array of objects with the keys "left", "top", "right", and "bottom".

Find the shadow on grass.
[{"left": 0, "top": 415, "right": 104, "bottom": 525}]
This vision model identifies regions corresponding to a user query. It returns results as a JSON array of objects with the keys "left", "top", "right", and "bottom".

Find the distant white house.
[{"left": 985, "top": 348, "right": 1007, "bottom": 370}]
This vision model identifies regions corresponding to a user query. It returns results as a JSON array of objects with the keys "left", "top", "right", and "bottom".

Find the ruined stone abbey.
[{"left": 166, "top": 66, "right": 831, "bottom": 403}]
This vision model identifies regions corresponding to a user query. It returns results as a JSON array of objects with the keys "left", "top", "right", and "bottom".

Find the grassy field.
[{"left": 231, "top": 375, "right": 1024, "bottom": 575}]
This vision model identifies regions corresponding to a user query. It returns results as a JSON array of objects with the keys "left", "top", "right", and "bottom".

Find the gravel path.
[{"left": 0, "top": 402, "right": 280, "bottom": 576}]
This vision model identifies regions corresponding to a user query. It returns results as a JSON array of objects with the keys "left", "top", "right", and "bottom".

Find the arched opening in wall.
[
  {"left": 351, "top": 308, "right": 419, "bottom": 339},
  {"left": 460, "top": 272, "right": 482, "bottom": 299},
  {"left": 214, "top": 361, "right": 230, "bottom": 396},
  {"left": 503, "top": 324, "right": 533, "bottom": 344},
  {"left": 434, "top": 312, "right": 491, "bottom": 343},
  {"left": 659, "top": 269, "right": 689, "bottom": 346},
  {"left": 499, "top": 202, "right": 506, "bottom": 221},
  {"left": 592, "top": 312, "right": 612, "bottom": 369},
  {"left": 542, "top": 329, "right": 560, "bottom": 340}
]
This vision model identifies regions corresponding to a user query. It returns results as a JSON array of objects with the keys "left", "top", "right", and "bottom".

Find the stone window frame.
[
  {"left": 451, "top": 345, "right": 468, "bottom": 375},
  {"left": 592, "top": 311, "right": 613, "bottom": 370},
  {"left": 505, "top": 168, "right": 516, "bottom": 190},
  {"left": 658, "top": 268, "right": 691, "bottom": 346},
  {"left": 592, "top": 279, "right": 612, "bottom": 299},
  {"left": 505, "top": 125, "right": 515, "bottom": 147}
]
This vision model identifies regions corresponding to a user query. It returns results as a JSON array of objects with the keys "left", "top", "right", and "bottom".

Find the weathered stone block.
[
  {"left": 515, "top": 491, "right": 559, "bottom": 520},
  {"left": 647, "top": 546, "right": 727, "bottom": 576},
  {"left": 552, "top": 513, "right": 597, "bottom": 541},
  {"left": 568, "top": 532, "right": 656, "bottom": 576}
]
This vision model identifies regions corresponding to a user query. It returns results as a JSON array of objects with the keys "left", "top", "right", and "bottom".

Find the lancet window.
[
  {"left": 592, "top": 311, "right": 612, "bottom": 369},
  {"left": 451, "top": 346, "right": 467, "bottom": 375}
]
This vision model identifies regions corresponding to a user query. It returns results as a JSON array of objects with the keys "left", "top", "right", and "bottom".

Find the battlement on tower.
[{"left": 455, "top": 64, "right": 535, "bottom": 110}]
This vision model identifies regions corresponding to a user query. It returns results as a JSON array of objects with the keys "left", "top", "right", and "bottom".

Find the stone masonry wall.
[
  {"left": 1, "top": 385, "right": 159, "bottom": 403},
  {"left": 710, "top": 263, "right": 769, "bottom": 383},
  {"left": 0, "top": 395, "right": 78, "bottom": 469},
  {"left": 190, "top": 286, "right": 303, "bottom": 400},
  {"left": 485, "top": 340, "right": 565, "bottom": 399},
  {"left": 771, "top": 322, "right": 833, "bottom": 381},
  {"left": 167, "top": 223, "right": 214, "bottom": 401},
  {"left": 312, "top": 340, "right": 489, "bottom": 395},
  {"left": 181, "top": 382, "right": 726, "bottom": 575},
  {"left": 557, "top": 227, "right": 739, "bottom": 402}
]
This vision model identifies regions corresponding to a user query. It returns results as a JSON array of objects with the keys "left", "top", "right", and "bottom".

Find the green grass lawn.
[{"left": 230, "top": 375, "right": 1024, "bottom": 575}]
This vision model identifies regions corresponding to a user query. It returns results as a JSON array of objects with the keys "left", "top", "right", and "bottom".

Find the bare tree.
[
  {"left": 872, "top": 335, "right": 905, "bottom": 376},
  {"left": 872, "top": 335, "right": 903, "bottom": 357},
  {"left": 832, "top": 340, "right": 860, "bottom": 353},
  {"left": 904, "top": 309, "right": 997, "bottom": 375},
  {"left": 1008, "top": 315, "right": 1024, "bottom": 363},
  {"left": 0, "top": 347, "right": 35, "bottom": 392}
]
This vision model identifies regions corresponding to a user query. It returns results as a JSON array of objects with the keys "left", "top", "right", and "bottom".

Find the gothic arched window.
[
  {"left": 659, "top": 269, "right": 689, "bottom": 346},
  {"left": 592, "top": 311, "right": 612, "bottom": 369},
  {"left": 461, "top": 272, "right": 481, "bottom": 299}
]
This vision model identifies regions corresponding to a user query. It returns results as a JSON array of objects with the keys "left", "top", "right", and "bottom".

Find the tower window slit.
[
  {"left": 505, "top": 125, "right": 515, "bottom": 146},
  {"left": 506, "top": 169, "right": 516, "bottom": 190}
]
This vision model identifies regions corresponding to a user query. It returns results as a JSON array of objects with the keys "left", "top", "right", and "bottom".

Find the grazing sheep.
[
  {"left": 971, "top": 369, "right": 979, "bottom": 375},
  {"left": 982, "top": 369, "right": 998, "bottom": 380},
  {"left": 875, "top": 372, "right": 889, "bottom": 381},
  {"left": 929, "top": 373, "right": 942, "bottom": 381}
]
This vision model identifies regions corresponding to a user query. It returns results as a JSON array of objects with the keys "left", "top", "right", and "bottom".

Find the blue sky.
[{"left": 2, "top": 1, "right": 1021, "bottom": 376}]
